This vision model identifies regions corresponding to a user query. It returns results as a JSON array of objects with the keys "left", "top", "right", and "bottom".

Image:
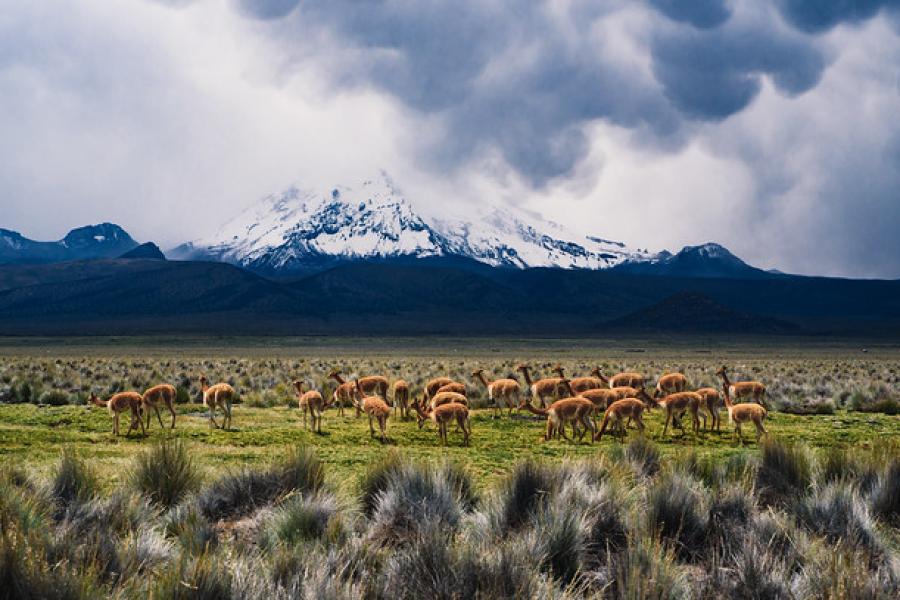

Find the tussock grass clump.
[
  {"left": 131, "top": 440, "right": 200, "bottom": 509},
  {"left": 495, "top": 459, "right": 560, "bottom": 534},
  {"left": 625, "top": 436, "right": 660, "bottom": 478},
  {"left": 163, "top": 503, "right": 217, "bottom": 554},
  {"left": 794, "top": 483, "right": 885, "bottom": 559},
  {"left": 727, "top": 537, "right": 793, "bottom": 599},
  {"left": 197, "top": 446, "right": 324, "bottom": 521},
  {"left": 50, "top": 450, "right": 99, "bottom": 512},
  {"left": 755, "top": 438, "right": 811, "bottom": 506},
  {"left": 368, "top": 462, "right": 463, "bottom": 546},
  {"left": 264, "top": 492, "right": 342, "bottom": 546},
  {"left": 609, "top": 535, "right": 690, "bottom": 599},
  {"left": 870, "top": 459, "right": 900, "bottom": 527},
  {"left": 359, "top": 451, "right": 405, "bottom": 518},
  {"left": 646, "top": 473, "right": 709, "bottom": 560},
  {"left": 151, "top": 552, "right": 231, "bottom": 600}
]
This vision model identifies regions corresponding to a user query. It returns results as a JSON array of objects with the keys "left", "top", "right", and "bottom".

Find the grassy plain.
[
  {"left": 0, "top": 336, "right": 897, "bottom": 490},
  {"left": 1, "top": 337, "right": 898, "bottom": 598}
]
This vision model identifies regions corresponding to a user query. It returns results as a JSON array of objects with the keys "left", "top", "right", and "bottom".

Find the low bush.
[
  {"left": 37, "top": 390, "right": 70, "bottom": 406},
  {"left": 197, "top": 446, "right": 324, "bottom": 521},
  {"left": 131, "top": 440, "right": 201, "bottom": 509},
  {"left": 755, "top": 438, "right": 811, "bottom": 506}
]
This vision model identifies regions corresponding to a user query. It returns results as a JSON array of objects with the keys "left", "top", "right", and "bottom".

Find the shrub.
[
  {"left": 265, "top": 492, "right": 341, "bottom": 546},
  {"left": 162, "top": 504, "right": 217, "bottom": 555},
  {"left": 51, "top": 450, "right": 99, "bottom": 512},
  {"left": 151, "top": 552, "right": 231, "bottom": 600},
  {"left": 795, "top": 483, "right": 885, "bottom": 559},
  {"left": 38, "top": 390, "right": 70, "bottom": 406},
  {"left": 174, "top": 386, "right": 191, "bottom": 405},
  {"left": 131, "top": 440, "right": 201, "bottom": 509},
  {"left": 197, "top": 447, "right": 324, "bottom": 521},
  {"left": 646, "top": 474, "right": 708, "bottom": 560},
  {"left": 369, "top": 462, "right": 462, "bottom": 546},
  {"left": 609, "top": 535, "right": 690, "bottom": 599},
  {"left": 870, "top": 459, "right": 900, "bottom": 527},
  {"left": 495, "top": 460, "right": 559, "bottom": 534},
  {"left": 625, "top": 436, "right": 660, "bottom": 478},
  {"left": 755, "top": 438, "right": 811, "bottom": 506},
  {"left": 358, "top": 451, "right": 406, "bottom": 519}
]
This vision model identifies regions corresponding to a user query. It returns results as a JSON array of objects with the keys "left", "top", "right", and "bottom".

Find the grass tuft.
[{"left": 131, "top": 440, "right": 200, "bottom": 509}]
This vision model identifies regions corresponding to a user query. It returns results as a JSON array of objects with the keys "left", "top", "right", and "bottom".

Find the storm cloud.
[{"left": 1, "top": 0, "right": 899, "bottom": 278}]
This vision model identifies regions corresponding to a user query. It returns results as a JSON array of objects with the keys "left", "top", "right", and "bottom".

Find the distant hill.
[
  {"left": 0, "top": 258, "right": 897, "bottom": 336},
  {"left": 120, "top": 242, "right": 165, "bottom": 260},
  {"left": 613, "top": 243, "right": 774, "bottom": 279},
  {"left": 0, "top": 223, "right": 138, "bottom": 265},
  {"left": 605, "top": 292, "right": 801, "bottom": 334}
]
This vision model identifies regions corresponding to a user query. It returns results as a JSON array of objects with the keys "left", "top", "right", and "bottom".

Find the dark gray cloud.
[
  {"left": 651, "top": 17, "right": 826, "bottom": 119},
  {"left": 3, "top": 1, "right": 900, "bottom": 278},
  {"left": 648, "top": 0, "right": 733, "bottom": 29},
  {"left": 235, "top": 0, "right": 300, "bottom": 21},
  {"left": 775, "top": 0, "right": 899, "bottom": 34}
]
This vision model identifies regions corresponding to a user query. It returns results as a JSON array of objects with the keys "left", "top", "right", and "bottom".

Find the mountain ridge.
[
  {"left": 0, "top": 223, "right": 138, "bottom": 265},
  {"left": 170, "top": 172, "right": 651, "bottom": 273}
]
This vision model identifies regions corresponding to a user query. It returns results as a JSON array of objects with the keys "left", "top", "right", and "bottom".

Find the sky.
[{"left": 1, "top": 0, "right": 899, "bottom": 278}]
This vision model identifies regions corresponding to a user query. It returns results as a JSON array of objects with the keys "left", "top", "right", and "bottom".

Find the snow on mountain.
[{"left": 174, "top": 172, "right": 649, "bottom": 272}]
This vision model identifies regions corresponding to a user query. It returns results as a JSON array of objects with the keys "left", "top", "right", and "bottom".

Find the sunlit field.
[{"left": 1, "top": 337, "right": 898, "bottom": 598}]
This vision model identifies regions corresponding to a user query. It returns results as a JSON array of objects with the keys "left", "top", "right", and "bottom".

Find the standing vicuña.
[
  {"left": 518, "top": 388, "right": 596, "bottom": 443},
  {"left": 294, "top": 380, "right": 326, "bottom": 433},
  {"left": 595, "top": 397, "right": 649, "bottom": 442},
  {"left": 90, "top": 391, "right": 146, "bottom": 437},
  {"left": 471, "top": 369, "right": 521, "bottom": 418},
  {"left": 716, "top": 366, "right": 767, "bottom": 409},
  {"left": 654, "top": 372, "right": 689, "bottom": 398},
  {"left": 391, "top": 380, "right": 411, "bottom": 419},
  {"left": 199, "top": 375, "right": 234, "bottom": 430},
  {"left": 354, "top": 380, "right": 390, "bottom": 442},
  {"left": 654, "top": 391, "right": 704, "bottom": 436},
  {"left": 142, "top": 384, "right": 177, "bottom": 430},
  {"left": 517, "top": 364, "right": 567, "bottom": 408},
  {"left": 721, "top": 378, "right": 768, "bottom": 443},
  {"left": 552, "top": 365, "right": 604, "bottom": 394},
  {"left": 604, "top": 370, "right": 646, "bottom": 390},
  {"left": 330, "top": 369, "right": 388, "bottom": 398},
  {"left": 414, "top": 401, "right": 471, "bottom": 446}
]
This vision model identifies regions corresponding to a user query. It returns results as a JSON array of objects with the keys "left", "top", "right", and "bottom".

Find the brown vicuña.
[
  {"left": 595, "top": 397, "right": 648, "bottom": 442},
  {"left": 695, "top": 387, "right": 722, "bottom": 431},
  {"left": 716, "top": 366, "right": 767, "bottom": 409},
  {"left": 435, "top": 382, "right": 467, "bottom": 397},
  {"left": 294, "top": 380, "right": 326, "bottom": 433},
  {"left": 142, "top": 384, "right": 177, "bottom": 430},
  {"left": 654, "top": 391, "right": 704, "bottom": 436},
  {"left": 329, "top": 369, "right": 388, "bottom": 400},
  {"left": 604, "top": 370, "right": 646, "bottom": 389},
  {"left": 654, "top": 372, "right": 689, "bottom": 398},
  {"left": 414, "top": 401, "right": 471, "bottom": 446},
  {"left": 721, "top": 378, "right": 768, "bottom": 443},
  {"left": 424, "top": 377, "right": 455, "bottom": 402},
  {"left": 354, "top": 380, "right": 390, "bottom": 442},
  {"left": 199, "top": 375, "right": 235, "bottom": 430},
  {"left": 90, "top": 391, "right": 146, "bottom": 437},
  {"left": 391, "top": 379, "right": 411, "bottom": 419},
  {"left": 328, "top": 371, "right": 356, "bottom": 417},
  {"left": 517, "top": 364, "right": 568, "bottom": 408},
  {"left": 471, "top": 369, "right": 521, "bottom": 417},
  {"left": 518, "top": 382, "right": 596, "bottom": 443},
  {"left": 552, "top": 365, "right": 604, "bottom": 394}
]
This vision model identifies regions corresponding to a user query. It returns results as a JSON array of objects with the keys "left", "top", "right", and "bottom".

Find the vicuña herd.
[{"left": 87, "top": 365, "right": 770, "bottom": 446}]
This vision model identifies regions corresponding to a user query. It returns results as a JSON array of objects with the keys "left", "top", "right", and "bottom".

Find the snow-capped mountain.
[{"left": 172, "top": 173, "right": 649, "bottom": 272}]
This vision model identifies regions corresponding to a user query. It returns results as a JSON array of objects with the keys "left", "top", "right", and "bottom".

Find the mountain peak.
[
  {"left": 0, "top": 223, "right": 140, "bottom": 265},
  {"left": 62, "top": 223, "right": 135, "bottom": 249},
  {"left": 173, "top": 173, "right": 648, "bottom": 273}
]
